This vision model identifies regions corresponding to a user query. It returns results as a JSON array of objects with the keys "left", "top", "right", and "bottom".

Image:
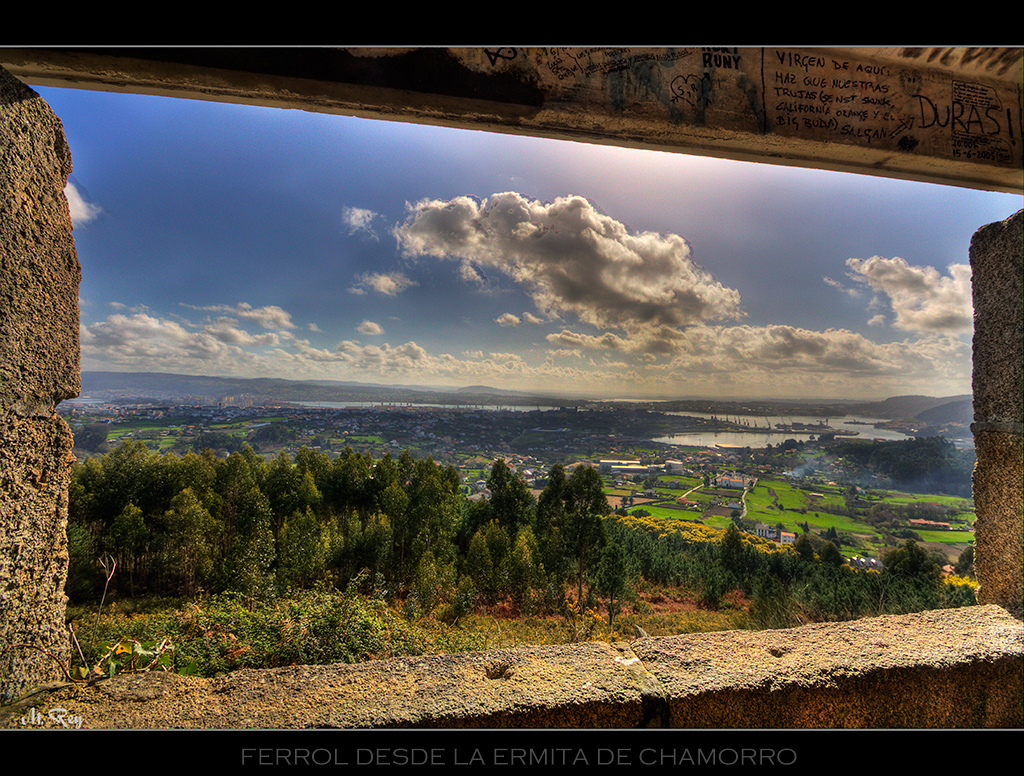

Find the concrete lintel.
[
  {"left": 2, "top": 46, "right": 1021, "bottom": 194},
  {"left": 4, "top": 605, "right": 1020, "bottom": 729}
]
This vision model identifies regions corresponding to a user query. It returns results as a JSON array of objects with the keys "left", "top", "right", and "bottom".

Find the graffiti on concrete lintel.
[
  {"left": 701, "top": 48, "right": 742, "bottom": 70},
  {"left": 482, "top": 47, "right": 1019, "bottom": 168},
  {"left": 766, "top": 48, "right": 1019, "bottom": 165},
  {"left": 670, "top": 73, "right": 713, "bottom": 109},
  {"left": 484, "top": 48, "right": 518, "bottom": 66},
  {"left": 544, "top": 48, "right": 691, "bottom": 81}
]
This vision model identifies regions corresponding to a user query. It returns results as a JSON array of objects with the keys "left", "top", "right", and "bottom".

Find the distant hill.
[
  {"left": 77, "top": 373, "right": 974, "bottom": 421},
  {"left": 80, "top": 371, "right": 274, "bottom": 399},
  {"left": 914, "top": 397, "right": 973, "bottom": 427},
  {"left": 78, "top": 372, "right": 573, "bottom": 408},
  {"left": 847, "top": 394, "right": 972, "bottom": 420},
  {"left": 456, "top": 385, "right": 530, "bottom": 397}
]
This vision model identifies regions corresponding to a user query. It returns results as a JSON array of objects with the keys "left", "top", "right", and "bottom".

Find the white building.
[{"left": 716, "top": 475, "right": 747, "bottom": 489}]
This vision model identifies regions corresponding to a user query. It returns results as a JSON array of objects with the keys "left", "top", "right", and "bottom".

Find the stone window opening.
[{"left": 0, "top": 49, "right": 1020, "bottom": 727}]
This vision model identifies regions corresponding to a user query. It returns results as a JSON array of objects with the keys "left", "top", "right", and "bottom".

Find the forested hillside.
[
  {"left": 827, "top": 436, "right": 975, "bottom": 497},
  {"left": 67, "top": 441, "right": 610, "bottom": 621},
  {"left": 67, "top": 441, "right": 975, "bottom": 636}
]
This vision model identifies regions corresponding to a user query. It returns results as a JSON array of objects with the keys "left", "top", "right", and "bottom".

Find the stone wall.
[
  {"left": 970, "top": 209, "right": 1024, "bottom": 616},
  {"left": 2, "top": 605, "right": 1020, "bottom": 729},
  {"left": 0, "top": 66, "right": 80, "bottom": 704}
]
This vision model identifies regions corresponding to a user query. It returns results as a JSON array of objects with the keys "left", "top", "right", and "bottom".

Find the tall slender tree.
[
  {"left": 562, "top": 465, "right": 610, "bottom": 605},
  {"left": 486, "top": 459, "right": 535, "bottom": 534},
  {"left": 593, "top": 541, "right": 629, "bottom": 626}
]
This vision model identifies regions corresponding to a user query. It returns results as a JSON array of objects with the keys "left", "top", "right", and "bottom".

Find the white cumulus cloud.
[
  {"left": 845, "top": 256, "right": 973, "bottom": 335},
  {"left": 348, "top": 271, "right": 417, "bottom": 296},
  {"left": 357, "top": 320, "right": 384, "bottom": 335},
  {"left": 183, "top": 302, "right": 296, "bottom": 330},
  {"left": 342, "top": 206, "right": 380, "bottom": 239},
  {"left": 64, "top": 180, "right": 102, "bottom": 226},
  {"left": 205, "top": 317, "right": 281, "bottom": 347},
  {"left": 393, "top": 192, "right": 743, "bottom": 337}
]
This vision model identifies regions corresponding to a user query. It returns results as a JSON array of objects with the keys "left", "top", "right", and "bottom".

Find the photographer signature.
[{"left": 17, "top": 706, "right": 83, "bottom": 729}]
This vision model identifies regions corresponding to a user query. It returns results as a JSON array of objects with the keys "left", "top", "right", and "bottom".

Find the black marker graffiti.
[
  {"left": 913, "top": 93, "right": 1003, "bottom": 135},
  {"left": 890, "top": 117, "right": 915, "bottom": 139},
  {"left": 670, "top": 73, "right": 712, "bottom": 108},
  {"left": 545, "top": 48, "right": 691, "bottom": 81},
  {"left": 484, "top": 48, "right": 518, "bottom": 66},
  {"left": 701, "top": 47, "right": 741, "bottom": 69}
]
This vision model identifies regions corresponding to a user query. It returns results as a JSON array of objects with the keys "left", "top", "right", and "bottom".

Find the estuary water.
[
  {"left": 295, "top": 401, "right": 924, "bottom": 450},
  {"left": 652, "top": 411, "right": 913, "bottom": 449}
]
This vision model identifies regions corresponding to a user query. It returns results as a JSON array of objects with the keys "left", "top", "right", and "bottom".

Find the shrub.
[
  {"left": 69, "top": 577, "right": 428, "bottom": 678},
  {"left": 940, "top": 575, "right": 978, "bottom": 608}
]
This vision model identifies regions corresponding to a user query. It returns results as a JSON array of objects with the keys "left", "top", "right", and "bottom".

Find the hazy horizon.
[
  {"left": 75, "top": 368, "right": 971, "bottom": 408},
  {"left": 38, "top": 82, "right": 1023, "bottom": 402}
]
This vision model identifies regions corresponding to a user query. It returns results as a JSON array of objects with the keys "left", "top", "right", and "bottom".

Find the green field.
[
  {"left": 339, "top": 434, "right": 386, "bottom": 445},
  {"left": 613, "top": 474, "right": 976, "bottom": 562},
  {"left": 878, "top": 491, "right": 974, "bottom": 512},
  {"left": 914, "top": 528, "right": 975, "bottom": 545}
]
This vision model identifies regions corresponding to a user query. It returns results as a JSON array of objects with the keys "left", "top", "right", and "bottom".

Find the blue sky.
[{"left": 37, "top": 83, "right": 1022, "bottom": 401}]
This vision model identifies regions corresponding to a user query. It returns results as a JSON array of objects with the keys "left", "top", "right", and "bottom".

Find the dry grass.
[
  {"left": 423, "top": 586, "right": 749, "bottom": 652},
  {"left": 68, "top": 583, "right": 753, "bottom": 678}
]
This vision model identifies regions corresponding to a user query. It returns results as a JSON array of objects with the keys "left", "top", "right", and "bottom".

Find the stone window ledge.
[{"left": 5, "top": 604, "right": 1020, "bottom": 729}]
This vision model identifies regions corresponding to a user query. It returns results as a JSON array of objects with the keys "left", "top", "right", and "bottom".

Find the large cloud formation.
[
  {"left": 81, "top": 312, "right": 262, "bottom": 372},
  {"left": 844, "top": 256, "right": 973, "bottom": 335},
  {"left": 78, "top": 191, "right": 975, "bottom": 398},
  {"left": 79, "top": 297, "right": 972, "bottom": 398},
  {"left": 393, "top": 192, "right": 743, "bottom": 334}
]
